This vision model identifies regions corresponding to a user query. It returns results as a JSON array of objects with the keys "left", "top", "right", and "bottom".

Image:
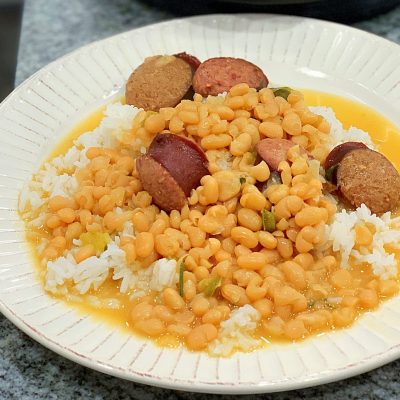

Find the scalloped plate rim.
[{"left": 1, "top": 13, "right": 400, "bottom": 394}]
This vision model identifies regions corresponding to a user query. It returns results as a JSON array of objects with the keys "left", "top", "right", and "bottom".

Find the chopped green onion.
[
  {"left": 198, "top": 277, "right": 221, "bottom": 297},
  {"left": 307, "top": 298, "right": 337, "bottom": 309},
  {"left": 323, "top": 298, "right": 336, "bottom": 310},
  {"left": 245, "top": 152, "right": 256, "bottom": 165},
  {"left": 307, "top": 299, "right": 316, "bottom": 308},
  {"left": 325, "top": 164, "right": 338, "bottom": 183},
  {"left": 262, "top": 209, "right": 276, "bottom": 232},
  {"left": 239, "top": 176, "right": 246, "bottom": 185},
  {"left": 272, "top": 87, "right": 292, "bottom": 100},
  {"left": 178, "top": 259, "right": 185, "bottom": 297}
]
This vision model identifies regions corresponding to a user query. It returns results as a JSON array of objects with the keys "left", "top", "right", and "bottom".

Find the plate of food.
[{"left": 2, "top": 13, "right": 400, "bottom": 394}]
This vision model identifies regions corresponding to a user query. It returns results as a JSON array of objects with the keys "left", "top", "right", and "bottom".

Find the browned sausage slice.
[
  {"left": 136, "top": 133, "right": 209, "bottom": 212},
  {"left": 174, "top": 52, "right": 201, "bottom": 71},
  {"left": 125, "top": 55, "right": 193, "bottom": 111},
  {"left": 148, "top": 133, "right": 209, "bottom": 196},
  {"left": 324, "top": 142, "right": 368, "bottom": 170},
  {"left": 337, "top": 148, "right": 400, "bottom": 214},
  {"left": 192, "top": 57, "right": 268, "bottom": 96},
  {"left": 136, "top": 155, "right": 187, "bottom": 213},
  {"left": 256, "top": 138, "right": 307, "bottom": 171}
]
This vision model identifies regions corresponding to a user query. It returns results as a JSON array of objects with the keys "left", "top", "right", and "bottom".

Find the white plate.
[{"left": 1, "top": 14, "right": 400, "bottom": 394}]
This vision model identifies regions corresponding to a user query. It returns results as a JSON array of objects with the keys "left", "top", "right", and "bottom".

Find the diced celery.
[{"left": 79, "top": 232, "right": 110, "bottom": 253}]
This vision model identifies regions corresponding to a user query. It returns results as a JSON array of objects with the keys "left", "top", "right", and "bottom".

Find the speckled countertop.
[{"left": 4, "top": 0, "right": 400, "bottom": 398}]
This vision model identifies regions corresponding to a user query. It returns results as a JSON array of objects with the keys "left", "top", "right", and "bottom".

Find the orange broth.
[{"left": 25, "top": 90, "right": 400, "bottom": 349}]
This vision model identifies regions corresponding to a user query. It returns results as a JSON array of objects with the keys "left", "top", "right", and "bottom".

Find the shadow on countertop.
[
  {"left": 144, "top": 0, "right": 400, "bottom": 23},
  {"left": 1, "top": 314, "right": 399, "bottom": 400},
  {"left": 4, "top": 1, "right": 400, "bottom": 399},
  {"left": 0, "top": 3, "right": 21, "bottom": 101}
]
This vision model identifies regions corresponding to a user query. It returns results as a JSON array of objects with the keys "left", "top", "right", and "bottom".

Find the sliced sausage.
[
  {"left": 323, "top": 181, "right": 338, "bottom": 194},
  {"left": 174, "top": 52, "right": 201, "bottom": 71},
  {"left": 256, "top": 138, "right": 307, "bottom": 171},
  {"left": 136, "top": 133, "right": 209, "bottom": 212},
  {"left": 136, "top": 156, "right": 187, "bottom": 212},
  {"left": 324, "top": 142, "right": 368, "bottom": 170},
  {"left": 148, "top": 133, "right": 209, "bottom": 196},
  {"left": 337, "top": 148, "right": 400, "bottom": 214},
  {"left": 125, "top": 55, "right": 193, "bottom": 111},
  {"left": 174, "top": 53, "right": 201, "bottom": 101},
  {"left": 192, "top": 57, "right": 268, "bottom": 96}
]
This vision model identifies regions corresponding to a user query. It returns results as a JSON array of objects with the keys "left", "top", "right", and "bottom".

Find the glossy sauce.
[
  {"left": 26, "top": 90, "right": 400, "bottom": 348},
  {"left": 302, "top": 90, "right": 400, "bottom": 171},
  {"left": 29, "top": 103, "right": 136, "bottom": 333},
  {"left": 48, "top": 106, "right": 107, "bottom": 161}
]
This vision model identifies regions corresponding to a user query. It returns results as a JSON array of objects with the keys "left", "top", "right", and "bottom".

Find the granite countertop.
[{"left": 4, "top": 0, "right": 400, "bottom": 398}]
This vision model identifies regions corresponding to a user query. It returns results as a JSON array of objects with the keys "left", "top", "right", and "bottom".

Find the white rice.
[
  {"left": 310, "top": 106, "right": 375, "bottom": 149},
  {"left": 123, "top": 258, "right": 178, "bottom": 301},
  {"left": 309, "top": 107, "right": 400, "bottom": 279},
  {"left": 18, "top": 102, "right": 140, "bottom": 216},
  {"left": 327, "top": 204, "right": 400, "bottom": 279},
  {"left": 46, "top": 233, "right": 180, "bottom": 300},
  {"left": 46, "top": 237, "right": 125, "bottom": 294},
  {"left": 149, "top": 258, "right": 178, "bottom": 292},
  {"left": 120, "top": 220, "right": 135, "bottom": 238},
  {"left": 113, "top": 261, "right": 153, "bottom": 298},
  {"left": 21, "top": 102, "right": 150, "bottom": 299},
  {"left": 209, "top": 305, "right": 261, "bottom": 356}
]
